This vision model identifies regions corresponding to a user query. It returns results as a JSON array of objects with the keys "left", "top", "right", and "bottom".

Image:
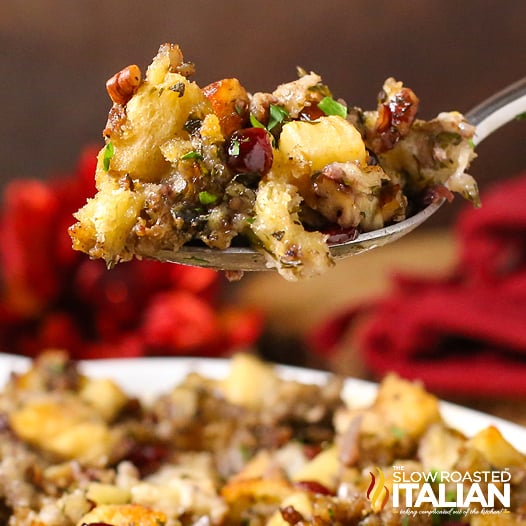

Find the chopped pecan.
[{"left": 106, "top": 64, "right": 142, "bottom": 105}]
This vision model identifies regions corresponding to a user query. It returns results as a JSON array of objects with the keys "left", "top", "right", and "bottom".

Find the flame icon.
[{"left": 366, "top": 467, "right": 390, "bottom": 512}]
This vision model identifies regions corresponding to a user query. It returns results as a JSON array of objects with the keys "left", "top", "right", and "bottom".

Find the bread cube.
[{"left": 278, "top": 115, "right": 366, "bottom": 172}]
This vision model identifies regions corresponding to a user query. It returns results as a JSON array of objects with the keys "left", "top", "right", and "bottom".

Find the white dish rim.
[{"left": 1, "top": 353, "right": 524, "bottom": 452}]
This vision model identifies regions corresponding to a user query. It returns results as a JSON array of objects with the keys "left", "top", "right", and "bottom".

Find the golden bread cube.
[
  {"left": 77, "top": 504, "right": 166, "bottom": 526},
  {"left": 9, "top": 394, "right": 117, "bottom": 463},
  {"left": 252, "top": 180, "right": 332, "bottom": 280},
  {"left": 79, "top": 377, "right": 128, "bottom": 422},
  {"left": 71, "top": 178, "right": 144, "bottom": 261},
  {"left": 202, "top": 78, "right": 249, "bottom": 136},
  {"left": 221, "top": 353, "right": 280, "bottom": 409},
  {"left": 86, "top": 483, "right": 131, "bottom": 505},
  {"left": 467, "top": 425, "right": 526, "bottom": 468},
  {"left": 278, "top": 115, "right": 367, "bottom": 171},
  {"left": 109, "top": 73, "right": 209, "bottom": 183},
  {"left": 372, "top": 374, "right": 441, "bottom": 438},
  {"left": 290, "top": 445, "right": 340, "bottom": 491}
]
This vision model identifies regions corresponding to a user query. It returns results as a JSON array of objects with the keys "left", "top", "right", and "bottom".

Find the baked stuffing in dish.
[
  {"left": 69, "top": 43, "right": 478, "bottom": 280},
  {"left": 0, "top": 351, "right": 524, "bottom": 525}
]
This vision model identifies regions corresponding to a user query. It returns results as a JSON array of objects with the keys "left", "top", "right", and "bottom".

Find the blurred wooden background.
[{"left": 1, "top": 0, "right": 525, "bottom": 229}]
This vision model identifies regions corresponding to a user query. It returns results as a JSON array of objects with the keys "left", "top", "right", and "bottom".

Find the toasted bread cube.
[
  {"left": 71, "top": 178, "right": 144, "bottom": 262},
  {"left": 79, "top": 377, "right": 128, "bottom": 422},
  {"left": 202, "top": 78, "right": 249, "bottom": 136},
  {"left": 78, "top": 504, "right": 166, "bottom": 526},
  {"left": 9, "top": 395, "right": 117, "bottom": 463},
  {"left": 220, "top": 353, "right": 280, "bottom": 409},
  {"left": 251, "top": 180, "right": 332, "bottom": 280},
  {"left": 279, "top": 116, "right": 366, "bottom": 172},
  {"left": 86, "top": 483, "right": 131, "bottom": 506},
  {"left": 291, "top": 445, "right": 340, "bottom": 491},
  {"left": 372, "top": 374, "right": 441, "bottom": 438},
  {"left": 468, "top": 426, "right": 526, "bottom": 468}
]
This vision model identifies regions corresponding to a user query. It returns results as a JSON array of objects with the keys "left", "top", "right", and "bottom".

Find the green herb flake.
[
  {"left": 181, "top": 151, "right": 203, "bottom": 161},
  {"left": 239, "top": 444, "right": 252, "bottom": 461},
  {"left": 228, "top": 138, "right": 241, "bottom": 157},
  {"left": 436, "top": 131, "right": 462, "bottom": 147},
  {"left": 184, "top": 117, "right": 202, "bottom": 134},
  {"left": 390, "top": 425, "right": 406, "bottom": 439},
  {"left": 267, "top": 104, "right": 289, "bottom": 131},
  {"left": 198, "top": 191, "right": 218, "bottom": 205},
  {"left": 102, "top": 141, "right": 115, "bottom": 171},
  {"left": 318, "top": 96, "right": 347, "bottom": 118},
  {"left": 169, "top": 82, "right": 186, "bottom": 97},
  {"left": 249, "top": 114, "right": 266, "bottom": 129},
  {"left": 516, "top": 111, "right": 526, "bottom": 121}
]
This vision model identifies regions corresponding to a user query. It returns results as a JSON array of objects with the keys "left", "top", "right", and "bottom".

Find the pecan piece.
[{"left": 106, "top": 64, "right": 142, "bottom": 105}]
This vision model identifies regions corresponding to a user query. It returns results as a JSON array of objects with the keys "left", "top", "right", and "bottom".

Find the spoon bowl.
[{"left": 148, "top": 77, "right": 526, "bottom": 272}]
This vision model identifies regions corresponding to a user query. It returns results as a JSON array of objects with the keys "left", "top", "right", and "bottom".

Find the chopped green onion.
[
  {"left": 516, "top": 112, "right": 526, "bottom": 121},
  {"left": 198, "top": 191, "right": 218, "bottom": 205},
  {"left": 102, "top": 141, "right": 115, "bottom": 171},
  {"left": 318, "top": 96, "right": 347, "bottom": 118},
  {"left": 181, "top": 151, "right": 203, "bottom": 160}
]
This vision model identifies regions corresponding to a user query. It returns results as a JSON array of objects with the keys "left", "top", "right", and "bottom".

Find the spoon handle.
[{"left": 467, "top": 76, "right": 526, "bottom": 145}]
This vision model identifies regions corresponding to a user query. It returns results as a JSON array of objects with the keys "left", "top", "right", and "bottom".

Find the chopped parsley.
[
  {"left": 169, "top": 82, "right": 186, "bottom": 97},
  {"left": 267, "top": 104, "right": 289, "bottom": 131},
  {"left": 198, "top": 191, "right": 218, "bottom": 205},
  {"left": 318, "top": 96, "right": 347, "bottom": 118},
  {"left": 249, "top": 114, "right": 266, "bottom": 129},
  {"left": 228, "top": 138, "right": 241, "bottom": 156},
  {"left": 102, "top": 141, "right": 115, "bottom": 171},
  {"left": 390, "top": 425, "right": 406, "bottom": 439},
  {"left": 249, "top": 104, "right": 289, "bottom": 132},
  {"left": 181, "top": 151, "right": 203, "bottom": 161},
  {"left": 184, "top": 117, "right": 202, "bottom": 134}
]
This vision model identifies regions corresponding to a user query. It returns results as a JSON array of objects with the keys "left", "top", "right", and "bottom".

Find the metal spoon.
[{"left": 149, "top": 77, "right": 526, "bottom": 272}]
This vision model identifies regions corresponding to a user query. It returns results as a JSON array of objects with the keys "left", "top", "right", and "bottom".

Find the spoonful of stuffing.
[{"left": 69, "top": 43, "right": 526, "bottom": 281}]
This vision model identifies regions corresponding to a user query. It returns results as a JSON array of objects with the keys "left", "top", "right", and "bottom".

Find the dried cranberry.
[
  {"left": 124, "top": 441, "right": 170, "bottom": 477},
  {"left": 226, "top": 127, "right": 273, "bottom": 176},
  {"left": 299, "top": 104, "right": 325, "bottom": 121},
  {"left": 280, "top": 505, "right": 304, "bottom": 524},
  {"left": 369, "top": 86, "right": 419, "bottom": 153},
  {"left": 422, "top": 184, "right": 455, "bottom": 205},
  {"left": 323, "top": 226, "right": 359, "bottom": 245},
  {"left": 302, "top": 443, "right": 322, "bottom": 460},
  {"left": 294, "top": 479, "right": 335, "bottom": 495}
]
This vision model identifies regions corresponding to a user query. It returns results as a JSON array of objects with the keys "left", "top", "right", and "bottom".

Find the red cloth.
[{"left": 310, "top": 174, "right": 526, "bottom": 397}]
